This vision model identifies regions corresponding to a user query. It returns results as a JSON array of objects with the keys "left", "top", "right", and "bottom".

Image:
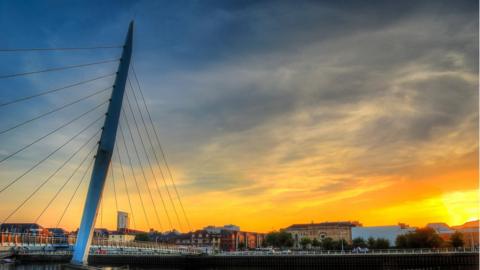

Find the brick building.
[
  {"left": 0, "top": 223, "right": 48, "bottom": 236},
  {"left": 285, "top": 221, "right": 360, "bottom": 248},
  {"left": 220, "top": 230, "right": 265, "bottom": 251},
  {"left": 172, "top": 227, "right": 265, "bottom": 251}
]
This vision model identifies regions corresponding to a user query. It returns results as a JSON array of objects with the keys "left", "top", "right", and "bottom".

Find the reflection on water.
[
  {"left": 0, "top": 263, "right": 332, "bottom": 270},
  {"left": 0, "top": 264, "right": 319, "bottom": 270},
  {"left": 0, "top": 263, "right": 477, "bottom": 270}
]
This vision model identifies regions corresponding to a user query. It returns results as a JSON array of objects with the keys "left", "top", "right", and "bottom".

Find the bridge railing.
[
  {"left": 12, "top": 246, "right": 479, "bottom": 257},
  {"left": 217, "top": 247, "right": 479, "bottom": 256},
  {"left": 0, "top": 232, "right": 69, "bottom": 247},
  {"left": 88, "top": 237, "right": 201, "bottom": 254},
  {"left": 0, "top": 233, "right": 201, "bottom": 255}
]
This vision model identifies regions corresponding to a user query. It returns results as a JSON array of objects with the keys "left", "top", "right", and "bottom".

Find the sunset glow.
[{"left": 0, "top": 1, "right": 478, "bottom": 234}]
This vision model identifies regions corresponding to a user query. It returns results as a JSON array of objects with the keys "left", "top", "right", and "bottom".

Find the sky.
[{"left": 0, "top": 0, "right": 478, "bottom": 233}]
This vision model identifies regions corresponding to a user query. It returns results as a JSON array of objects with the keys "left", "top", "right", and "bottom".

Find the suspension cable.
[
  {"left": 114, "top": 146, "right": 136, "bottom": 229},
  {"left": 56, "top": 158, "right": 95, "bottom": 228},
  {"left": 0, "top": 100, "right": 108, "bottom": 165},
  {"left": 127, "top": 78, "right": 183, "bottom": 231},
  {"left": 2, "top": 128, "right": 102, "bottom": 223},
  {"left": 100, "top": 194, "right": 103, "bottom": 228},
  {"left": 121, "top": 108, "right": 166, "bottom": 231},
  {"left": 34, "top": 141, "right": 99, "bottom": 223},
  {"left": 131, "top": 64, "right": 192, "bottom": 231},
  {"left": 125, "top": 88, "right": 175, "bottom": 230},
  {"left": 0, "top": 45, "right": 122, "bottom": 52},
  {"left": 0, "top": 114, "right": 105, "bottom": 194},
  {"left": 118, "top": 122, "right": 152, "bottom": 230},
  {"left": 0, "top": 58, "right": 119, "bottom": 79},
  {"left": 110, "top": 161, "right": 119, "bottom": 215},
  {"left": 0, "top": 73, "right": 115, "bottom": 107},
  {"left": 0, "top": 86, "right": 112, "bottom": 136}
]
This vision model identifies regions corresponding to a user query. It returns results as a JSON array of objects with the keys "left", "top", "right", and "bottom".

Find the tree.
[
  {"left": 395, "top": 228, "right": 443, "bottom": 248},
  {"left": 278, "top": 230, "right": 294, "bottom": 247},
  {"left": 375, "top": 238, "right": 390, "bottom": 249},
  {"left": 321, "top": 237, "right": 334, "bottom": 250},
  {"left": 238, "top": 242, "right": 246, "bottom": 250},
  {"left": 134, "top": 233, "right": 150, "bottom": 242},
  {"left": 334, "top": 239, "right": 350, "bottom": 250},
  {"left": 410, "top": 227, "right": 443, "bottom": 248},
  {"left": 367, "top": 237, "right": 376, "bottom": 249},
  {"left": 264, "top": 230, "right": 293, "bottom": 248},
  {"left": 352, "top": 237, "right": 367, "bottom": 248},
  {"left": 395, "top": 234, "right": 408, "bottom": 248},
  {"left": 312, "top": 238, "right": 321, "bottom": 247},
  {"left": 265, "top": 231, "right": 278, "bottom": 247},
  {"left": 300, "top": 238, "right": 311, "bottom": 249},
  {"left": 450, "top": 231, "right": 464, "bottom": 248}
]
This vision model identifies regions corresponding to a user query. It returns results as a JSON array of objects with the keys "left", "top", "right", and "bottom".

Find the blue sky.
[{"left": 0, "top": 0, "right": 478, "bottom": 231}]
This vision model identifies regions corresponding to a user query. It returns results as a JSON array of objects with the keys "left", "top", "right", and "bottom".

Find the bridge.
[
  {"left": 0, "top": 22, "right": 478, "bottom": 269},
  {"left": 0, "top": 21, "right": 195, "bottom": 265}
]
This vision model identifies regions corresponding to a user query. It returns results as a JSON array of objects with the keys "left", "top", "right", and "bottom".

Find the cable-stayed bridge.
[
  {"left": 0, "top": 22, "right": 194, "bottom": 265},
  {"left": 0, "top": 22, "right": 478, "bottom": 270}
]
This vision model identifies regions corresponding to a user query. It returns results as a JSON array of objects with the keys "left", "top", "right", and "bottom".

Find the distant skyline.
[{"left": 0, "top": 0, "right": 478, "bottom": 232}]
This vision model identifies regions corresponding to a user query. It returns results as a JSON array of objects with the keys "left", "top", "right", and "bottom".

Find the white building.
[
  {"left": 203, "top": 224, "right": 240, "bottom": 233},
  {"left": 351, "top": 225, "right": 415, "bottom": 246},
  {"left": 117, "top": 211, "right": 130, "bottom": 230},
  {"left": 426, "top": 223, "right": 454, "bottom": 234}
]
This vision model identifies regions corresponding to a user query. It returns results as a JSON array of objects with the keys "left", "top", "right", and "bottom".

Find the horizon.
[
  {"left": 0, "top": 0, "right": 478, "bottom": 234},
  {"left": 2, "top": 218, "right": 479, "bottom": 234}
]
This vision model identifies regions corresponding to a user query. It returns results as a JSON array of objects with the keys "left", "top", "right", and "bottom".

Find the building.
[
  {"left": 220, "top": 230, "right": 265, "bottom": 251},
  {"left": 108, "top": 232, "right": 135, "bottom": 242},
  {"left": 203, "top": 224, "right": 240, "bottom": 233},
  {"left": 154, "top": 230, "right": 181, "bottom": 243},
  {"left": 47, "top": 228, "right": 69, "bottom": 238},
  {"left": 173, "top": 229, "right": 222, "bottom": 251},
  {"left": 223, "top": 224, "right": 240, "bottom": 231},
  {"left": 0, "top": 223, "right": 48, "bottom": 235},
  {"left": 451, "top": 220, "right": 479, "bottom": 248},
  {"left": 351, "top": 224, "right": 415, "bottom": 246},
  {"left": 171, "top": 228, "right": 264, "bottom": 252},
  {"left": 427, "top": 223, "right": 455, "bottom": 242},
  {"left": 117, "top": 211, "right": 130, "bottom": 230},
  {"left": 93, "top": 228, "right": 109, "bottom": 238},
  {"left": 285, "top": 221, "right": 361, "bottom": 247}
]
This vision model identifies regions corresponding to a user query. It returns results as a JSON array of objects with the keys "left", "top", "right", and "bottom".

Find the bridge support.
[{"left": 71, "top": 22, "right": 133, "bottom": 265}]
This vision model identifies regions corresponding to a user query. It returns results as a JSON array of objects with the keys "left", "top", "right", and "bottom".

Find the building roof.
[
  {"left": 46, "top": 228, "right": 68, "bottom": 234},
  {"left": 0, "top": 223, "right": 44, "bottom": 232},
  {"left": 451, "top": 220, "right": 479, "bottom": 230},
  {"left": 426, "top": 223, "right": 454, "bottom": 233},
  {"left": 285, "top": 221, "right": 361, "bottom": 230}
]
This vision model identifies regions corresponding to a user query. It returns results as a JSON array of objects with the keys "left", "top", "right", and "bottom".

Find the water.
[
  {"left": 0, "top": 264, "right": 327, "bottom": 270},
  {"left": 1, "top": 264, "right": 350, "bottom": 270},
  {"left": 0, "top": 263, "right": 477, "bottom": 270}
]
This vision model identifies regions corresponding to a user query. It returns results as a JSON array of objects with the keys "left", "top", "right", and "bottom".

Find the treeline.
[
  {"left": 395, "top": 227, "right": 465, "bottom": 248},
  {"left": 263, "top": 230, "right": 353, "bottom": 250},
  {"left": 264, "top": 231, "right": 294, "bottom": 248},
  {"left": 352, "top": 237, "right": 390, "bottom": 249},
  {"left": 264, "top": 227, "right": 467, "bottom": 250}
]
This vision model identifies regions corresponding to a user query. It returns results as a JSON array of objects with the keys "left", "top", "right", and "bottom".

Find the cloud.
[
  {"left": 142, "top": 5, "right": 477, "bottom": 195},
  {"left": 0, "top": 0, "right": 477, "bottom": 230}
]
